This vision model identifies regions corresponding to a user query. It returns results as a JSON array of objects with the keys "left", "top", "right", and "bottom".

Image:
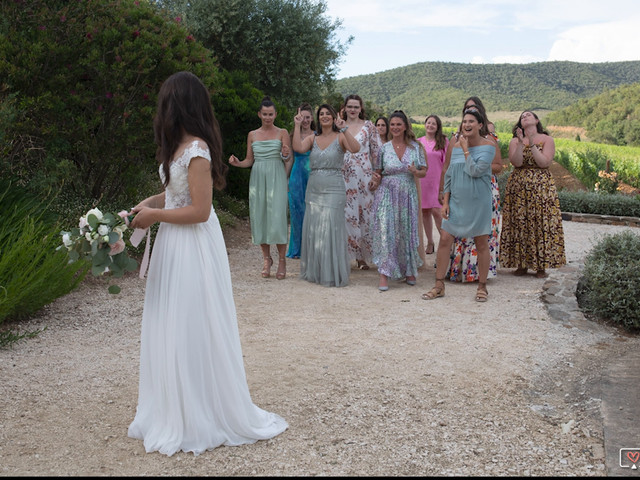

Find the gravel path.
[{"left": 1, "top": 220, "right": 638, "bottom": 476}]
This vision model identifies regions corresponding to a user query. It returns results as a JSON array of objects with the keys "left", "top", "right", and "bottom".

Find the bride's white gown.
[{"left": 128, "top": 140, "right": 288, "bottom": 456}]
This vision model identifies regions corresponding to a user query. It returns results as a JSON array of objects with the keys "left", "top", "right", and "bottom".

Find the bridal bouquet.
[{"left": 58, "top": 208, "right": 138, "bottom": 293}]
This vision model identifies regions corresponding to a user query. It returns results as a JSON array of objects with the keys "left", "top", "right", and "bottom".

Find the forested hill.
[
  {"left": 546, "top": 82, "right": 640, "bottom": 146},
  {"left": 335, "top": 60, "right": 640, "bottom": 117}
]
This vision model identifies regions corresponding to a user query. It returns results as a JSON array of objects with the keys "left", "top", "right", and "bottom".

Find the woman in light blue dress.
[
  {"left": 370, "top": 110, "right": 427, "bottom": 291},
  {"left": 286, "top": 103, "right": 315, "bottom": 259},
  {"left": 292, "top": 104, "right": 360, "bottom": 287},
  {"left": 229, "top": 97, "right": 293, "bottom": 280},
  {"left": 422, "top": 108, "right": 495, "bottom": 302}
]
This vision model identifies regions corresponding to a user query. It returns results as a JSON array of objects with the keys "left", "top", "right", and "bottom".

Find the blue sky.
[{"left": 324, "top": 0, "right": 640, "bottom": 79}]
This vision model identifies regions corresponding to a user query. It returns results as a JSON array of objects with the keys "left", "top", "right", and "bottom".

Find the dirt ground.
[{"left": 2, "top": 203, "right": 639, "bottom": 475}]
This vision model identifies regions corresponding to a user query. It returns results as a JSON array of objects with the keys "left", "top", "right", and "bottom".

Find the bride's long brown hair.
[{"left": 154, "top": 71, "right": 227, "bottom": 190}]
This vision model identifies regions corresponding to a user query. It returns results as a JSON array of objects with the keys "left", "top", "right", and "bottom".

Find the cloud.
[{"left": 548, "top": 17, "right": 640, "bottom": 62}]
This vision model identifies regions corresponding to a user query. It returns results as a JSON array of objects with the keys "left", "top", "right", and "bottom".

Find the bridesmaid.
[
  {"left": 370, "top": 110, "right": 427, "bottom": 291},
  {"left": 442, "top": 97, "right": 503, "bottom": 283},
  {"left": 375, "top": 116, "right": 390, "bottom": 143},
  {"left": 229, "top": 97, "right": 292, "bottom": 280},
  {"left": 417, "top": 115, "right": 449, "bottom": 256},
  {"left": 286, "top": 103, "right": 315, "bottom": 259},
  {"left": 341, "top": 94, "right": 382, "bottom": 270},
  {"left": 292, "top": 104, "right": 360, "bottom": 287}
]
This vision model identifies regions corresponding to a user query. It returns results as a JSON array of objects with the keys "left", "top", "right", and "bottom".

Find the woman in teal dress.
[
  {"left": 422, "top": 108, "right": 495, "bottom": 302},
  {"left": 229, "top": 97, "right": 293, "bottom": 279},
  {"left": 292, "top": 104, "right": 360, "bottom": 287},
  {"left": 369, "top": 110, "right": 427, "bottom": 292},
  {"left": 286, "top": 103, "right": 315, "bottom": 259}
]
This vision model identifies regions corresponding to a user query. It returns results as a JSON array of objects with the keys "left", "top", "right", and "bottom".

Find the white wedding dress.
[{"left": 128, "top": 140, "right": 288, "bottom": 456}]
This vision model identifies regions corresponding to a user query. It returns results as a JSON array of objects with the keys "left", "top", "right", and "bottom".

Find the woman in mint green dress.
[
  {"left": 229, "top": 97, "right": 293, "bottom": 280},
  {"left": 422, "top": 108, "right": 496, "bottom": 303}
]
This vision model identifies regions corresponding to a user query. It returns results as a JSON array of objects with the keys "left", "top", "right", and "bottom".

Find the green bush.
[
  {"left": 0, "top": 180, "right": 88, "bottom": 345},
  {"left": 558, "top": 190, "right": 640, "bottom": 217},
  {"left": 0, "top": 0, "right": 220, "bottom": 208},
  {"left": 576, "top": 231, "right": 640, "bottom": 331}
]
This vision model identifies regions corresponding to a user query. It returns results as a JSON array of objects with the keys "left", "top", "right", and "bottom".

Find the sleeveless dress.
[
  {"left": 499, "top": 142, "right": 566, "bottom": 270},
  {"left": 342, "top": 121, "right": 381, "bottom": 264},
  {"left": 300, "top": 136, "right": 349, "bottom": 287},
  {"left": 248, "top": 139, "right": 288, "bottom": 245},
  {"left": 372, "top": 141, "right": 426, "bottom": 280},
  {"left": 128, "top": 140, "right": 288, "bottom": 456},
  {"left": 286, "top": 149, "right": 311, "bottom": 258},
  {"left": 441, "top": 145, "right": 495, "bottom": 238}
]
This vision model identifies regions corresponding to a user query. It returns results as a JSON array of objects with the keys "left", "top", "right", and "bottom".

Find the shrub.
[
  {"left": 558, "top": 191, "right": 640, "bottom": 217},
  {"left": 0, "top": 180, "right": 88, "bottom": 342},
  {"left": 0, "top": 0, "right": 220, "bottom": 208},
  {"left": 576, "top": 231, "right": 640, "bottom": 331}
]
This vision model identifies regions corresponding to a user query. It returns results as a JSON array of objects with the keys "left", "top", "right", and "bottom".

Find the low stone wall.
[{"left": 562, "top": 212, "right": 640, "bottom": 228}]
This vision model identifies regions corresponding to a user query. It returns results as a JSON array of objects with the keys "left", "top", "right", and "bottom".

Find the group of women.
[
  {"left": 229, "top": 94, "right": 567, "bottom": 299},
  {"left": 126, "top": 72, "right": 567, "bottom": 458}
]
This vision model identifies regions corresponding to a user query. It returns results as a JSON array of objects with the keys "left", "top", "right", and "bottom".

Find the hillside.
[
  {"left": 546, "top": 82, "right": 640, "bottom": 146},
  {"left": 335, "top": 60, "right": 640, "bottom": 118}
]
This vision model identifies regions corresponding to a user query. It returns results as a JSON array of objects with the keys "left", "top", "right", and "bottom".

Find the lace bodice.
[{"left": 159, "top": 140, "right": 211, "bottom": 209}]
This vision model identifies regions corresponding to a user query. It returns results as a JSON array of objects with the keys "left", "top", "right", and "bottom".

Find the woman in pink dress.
[{"left": 417, "top": 115, "right": 449, "bottom": 255}]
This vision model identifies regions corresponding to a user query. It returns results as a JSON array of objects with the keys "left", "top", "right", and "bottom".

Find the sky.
[{"left": 324, "top": 0, "right": 640, "bottom": 79}]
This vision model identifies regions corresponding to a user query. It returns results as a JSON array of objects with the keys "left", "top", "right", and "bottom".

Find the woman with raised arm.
[
  {"left": 423, "top": 108, "right": 496, "bottom": 302},
  {"left": 128, "top": 72, "right": 287, "bottom": 456},
  {"left": 286, "top": 102, "right": 315, "bottom": 259},
  {"left": 341, "top": 94, "right": 382, "bottom": 271},
  {"left": 293, "top": 104, "right": 360, "bottom": 287},
  {"left": 229, "top": 97, "right": 292, "bottom": 280},
  {"left": 500, "top": 110, "right": 566, "bottom": 278},
  {"left": 442, "top": 97, "right": 503, "bottom": 282}
]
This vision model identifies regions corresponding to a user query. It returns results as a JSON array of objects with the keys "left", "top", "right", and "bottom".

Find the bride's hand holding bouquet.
[{"left": 58, "top": 207, "right": 139, "bottom": 293}]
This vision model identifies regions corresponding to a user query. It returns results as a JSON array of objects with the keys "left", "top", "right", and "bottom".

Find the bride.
[{"left": 127, "top": 71, "right": 287, "bottom": 456}]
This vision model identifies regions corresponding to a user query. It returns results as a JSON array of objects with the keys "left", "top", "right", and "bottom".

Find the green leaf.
[
  {"left": 108, "top": 231, "right": 120, "bottom": 244},
  {"left": 87, "top": 214, "right": 99, "bottom": 230},
  {"left": 108, "top": 284, "right": 121, "bottom": 294}
]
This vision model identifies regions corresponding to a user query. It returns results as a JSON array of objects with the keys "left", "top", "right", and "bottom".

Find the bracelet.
[
  {"left": 339, "top": 126, "right": 348, "bottom": 133},
  {"left": 463, "top": 150, "right": 470, "bottom": 155},
  {"left": 280, "top": 153, "right": 291, "bottom": 160}
]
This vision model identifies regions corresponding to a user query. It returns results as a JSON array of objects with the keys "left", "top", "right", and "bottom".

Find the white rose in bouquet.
[
  {"left": 86, "top": 208, "right": 103, "bottom": 221},
  {"left": 97, "top": 224, "right": 109, "bottom": 236}
]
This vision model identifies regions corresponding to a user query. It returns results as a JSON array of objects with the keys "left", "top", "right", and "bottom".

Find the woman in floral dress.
[
  {"left": 370, "top": 111, "right": 426, "bottom": 291},
  {"left": 500, "top": 110, "right": 566, "bottom": 278},
  {"left": 341, "top": 94, "right": 382, "bottom": 270}
]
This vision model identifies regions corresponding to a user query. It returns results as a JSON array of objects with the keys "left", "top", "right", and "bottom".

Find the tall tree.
[{"left": 157, "top": 0, "right": 352, "bottom": 109}]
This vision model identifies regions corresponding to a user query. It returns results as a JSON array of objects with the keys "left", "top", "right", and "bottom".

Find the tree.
[
  {"left": 0, "top": 0, "right": 220, "bottom": 207},
  {"left": 157, "top": 0, "right": 352, "bottom": 109}
]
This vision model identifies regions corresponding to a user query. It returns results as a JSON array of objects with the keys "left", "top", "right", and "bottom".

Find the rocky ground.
[{"left": 1, "top": 212, "right": 638, "bottom": 476}]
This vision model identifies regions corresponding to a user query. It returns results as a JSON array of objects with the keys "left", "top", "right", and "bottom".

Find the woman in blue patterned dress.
[
  {"left": 423, "top": 108, "right": 496, "bottom": 302},
  {"left": 370, "top": 111, "right": 427, "bottom": 292},
  {"left": 229, "top": 97, "right": 293, "bottom": 280},
  {"left": 286, "top": 103, "right": 315, "bottom": 259}
]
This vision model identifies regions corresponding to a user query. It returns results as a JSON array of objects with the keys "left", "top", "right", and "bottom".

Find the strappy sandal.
[
  {"left": 422, "top": 278, "right": 445, "bottom": 300},
  {"left": 276, "top": 256, "right": 286, "bottom": 280},
  {"left": 262, "top": 256, "right": 273, "bottom": 278},
  {"left": 425, "top": 242, "right": 435, "bottom": 255},
  {"left": 475, "top": 282, "right": 488, "bottom": 302},
  {"left": 357, "top": 260, "right": 370, "bottom": 270}
]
